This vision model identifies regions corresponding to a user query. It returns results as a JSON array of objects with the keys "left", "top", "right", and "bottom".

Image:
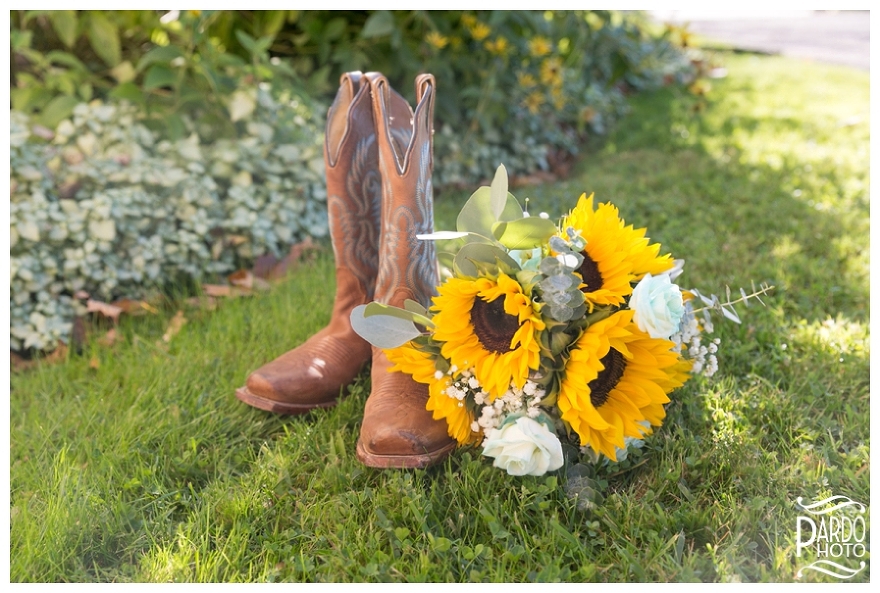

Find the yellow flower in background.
[
  {"left": 386, "top": 342, "right": 479, "bottom": 445},
  {"left": 484, "top": 36, "right": 510, "bottom": 55},
  {"left": 431, "top": 273, "right": 545, "bottom": 399},
  {"left": 469, "top": 22, "right": 491, "bottom": 41},
  {"left": 461, "top": 13, "right": 477, "bottom": 28},
  {"left": 524, "top": 91, "right": 544, "bottom": 114},
  {"left": 551, "top": 85, "right": 565, "bottom": 110},
  {"left": 426, "top": 30, "right": 449, "bottom": 49},
  {"left": 557, "top": 310, "right": 687, "bottom": 460},
  {"left": 517, "top": 71, "right": 537, "bottom": 88},
  {"left": 540, "top": 57, "right": 563, "bottom": 86},
  {"left": 528, "top": 36, "right": 552, "bottom": 57}
]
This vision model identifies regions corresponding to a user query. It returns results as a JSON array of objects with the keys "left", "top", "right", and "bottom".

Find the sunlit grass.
[{"left": 10, "top": 53, "right": 869, "bottom": 582}]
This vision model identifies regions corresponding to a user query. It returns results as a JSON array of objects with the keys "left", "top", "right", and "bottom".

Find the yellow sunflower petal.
[
  {"left": 386, "top": 341, "right": 480, "bottom": 446},
  {"left": 560, "top": 194, "right": 675, "bottom": 309},
  {"left": 558, "top": 311, "right": 686, "bottom": 460}
]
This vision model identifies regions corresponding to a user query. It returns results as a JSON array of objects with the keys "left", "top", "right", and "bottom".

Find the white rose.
[
  {"left": 630, "top": 272, "right": 685, "bottom": 339},
  {"left": 481, "top": 414, "right": 564, "bottom": 476}
]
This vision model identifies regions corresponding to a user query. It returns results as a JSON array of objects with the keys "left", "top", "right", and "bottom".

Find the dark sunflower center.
[
  {"left": 578, "top": 251, "right": 604, "bottom": 292},
  {"left": 589, "top": 348, "right": 626, "bottom": 408},
  {"left": 471, "top": 296, "right": 520, "bottom": 354}
]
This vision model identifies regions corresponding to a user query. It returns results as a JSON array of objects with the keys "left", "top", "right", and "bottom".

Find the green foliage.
[
  {"left": 11, "top": 10, "right": 696, "bottom": 182},
  {"left": 11, "top": 10, "right": 306, "bottom": 141},
  {"left": 10, "top": 88, "right": 327, "bottom": 351}
]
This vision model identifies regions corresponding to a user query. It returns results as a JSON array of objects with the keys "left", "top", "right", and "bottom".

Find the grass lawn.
[{"left": 9, "top": 52, "right": 870, "bottom": 582}]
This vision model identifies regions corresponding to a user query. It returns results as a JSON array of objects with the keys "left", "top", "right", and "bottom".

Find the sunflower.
[
  {"left": 385, "top": 342, "right": 478, "bottom": 445},
  {"left": 560, "top": 193, "right": 674, "bottom": 309},
  {"left": 617, "top": 219, "right": 675, "bottom": 281},
  {"left": 557, "top": 310, "right": 687, "bottom": 460},
  {"left": 430, "top": 272, "right": 545, "bottom": 400}
]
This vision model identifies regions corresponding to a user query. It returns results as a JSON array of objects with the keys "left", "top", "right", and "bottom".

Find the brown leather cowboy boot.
[
  {"left": 356, "top": 72, "right": 456, "bottom": 468},
  {"left": 235, "top": 72, "right": 379, "bottom": 414}
]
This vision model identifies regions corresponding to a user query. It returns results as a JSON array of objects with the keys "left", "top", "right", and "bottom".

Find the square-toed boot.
[
  {"left": 235, "top": 72, "right": 380, "bottom": 414},
  {"left": 355, "top": 72, "right": 457, "bottom": 468}
]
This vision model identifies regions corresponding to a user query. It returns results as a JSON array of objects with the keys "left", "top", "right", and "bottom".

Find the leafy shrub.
[
  {"left": 10, "top": 87, "right": 327, "bottom": 351},
  {"left": 12, "top": 10, "right": 696, "bottom": 185},
  {"left": 10, "top": 10, "right": 306, "bottom": 142}
]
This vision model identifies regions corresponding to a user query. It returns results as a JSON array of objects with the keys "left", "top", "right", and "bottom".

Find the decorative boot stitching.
[
  {"left": 327, "top": 133, "right": 382, "bottom": 300},
  {"left": 375, "top": 141, "right": 438, "bottom": 308}
]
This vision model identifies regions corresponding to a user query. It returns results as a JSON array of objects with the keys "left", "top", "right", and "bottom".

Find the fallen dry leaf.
[
  {"left": 111, "top": 298, "right": 158, "bottom": 316},
  {"left": 11, "top": 351, "right": 35, "bottom": 372},
  {"left": 89, "top": 356, "right": 100, "bottom": 370},
  {"left": 87, "top": 299, "right": 124, "bottom": 323},
  {"left": 228, "top": 269, "right": 254, "bottom": 289},
  {"left": 12, "top": 342, "right": 70, "bottom": 371},
  {"left": 162, "top": 310, "right": 187, "bottom": 343}
]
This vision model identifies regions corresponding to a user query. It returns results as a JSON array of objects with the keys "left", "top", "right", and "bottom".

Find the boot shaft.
[
  {"left": 367, "top": 72, "right": 439, "bottom": 310},
  {"left": 324, "top": 72, "right": 382, "bottom": 301}
]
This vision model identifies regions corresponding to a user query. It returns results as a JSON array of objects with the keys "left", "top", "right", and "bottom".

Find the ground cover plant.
[{"left": 9, "top": 52, "right": 869, "bottom": 582}]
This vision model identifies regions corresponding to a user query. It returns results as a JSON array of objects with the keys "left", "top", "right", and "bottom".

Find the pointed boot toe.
[{"left": 356, "top": 350, "right": 456, "bottom": 468}]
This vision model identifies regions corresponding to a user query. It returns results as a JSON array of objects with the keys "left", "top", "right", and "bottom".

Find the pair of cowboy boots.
[{"left": 235, "top": 72, "right": 455, "bottom": 469}]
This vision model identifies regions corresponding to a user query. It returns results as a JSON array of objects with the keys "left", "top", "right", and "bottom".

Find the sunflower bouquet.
[{"left": 352, "top": 165, "right": 769, "bottom": 478}]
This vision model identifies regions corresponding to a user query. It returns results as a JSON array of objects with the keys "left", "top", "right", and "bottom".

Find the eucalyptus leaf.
[
  {"left": 492, "top": 217, "right": 557, "bottom": 250},
  {"left": 490, "top": 164, "right": 509, "bottom": 220},
  {"left": 453, "top": 243, "right": 519, "bottom": 278},
  {"left": 364, "top": 301, "right": 433, "bottom": 328},
  {"left": 456, "top": 186, "right": 523, "bottom": 241},
  {"left": 548, "top": 235, "right": 569, "bottom": 253},
  {"left": 403, "top": 299, "right": 429, "bottom": 317},
  {"left": 720, "top": 305, "right": 741, "bottom": 324},
  {"left": 350, "top": 305, "right": 422, "bottom": 349}
]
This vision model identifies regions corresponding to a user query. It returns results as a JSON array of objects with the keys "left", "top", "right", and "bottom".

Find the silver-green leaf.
[
  {"left": 489, "top": 164, "right": 509, "bottom": 220},
  {"left": 350, "top": 304, "right": 422, "bottom": 349},
  {"left": 492, "top": 217, "right": 557, "bottom": 250}
]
